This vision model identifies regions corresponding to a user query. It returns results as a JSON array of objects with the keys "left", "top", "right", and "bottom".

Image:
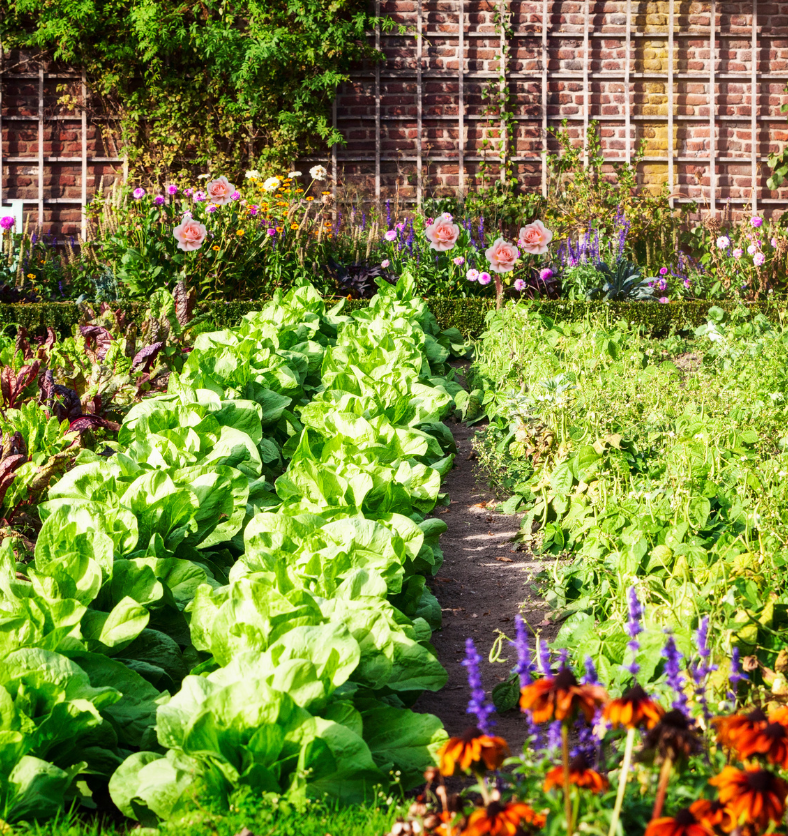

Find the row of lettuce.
[{"left": 0, "top": 275, "right": 469, "bottom": 823}]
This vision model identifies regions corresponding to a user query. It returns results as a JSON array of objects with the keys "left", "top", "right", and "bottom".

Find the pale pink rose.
[
  {"left": 485, "top": 237, "right": 520, "bottom": 273},
  {"left": 424, "top": 215, "right": 460, "bottom": 251},
  {"left": 205, "top": 176, "right": 236, "bottom": 206},
  {"left": 173, "top": 217, "right": 208, "bottom": 251},
  {"left": 518, "top": 220, "right": 553, "bottom": 255}
]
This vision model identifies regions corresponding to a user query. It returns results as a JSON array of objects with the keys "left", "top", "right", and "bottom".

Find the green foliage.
[
  {"left": 0, "top": 274, "right": 465, "bottom": 823},
  {"left": 468, "top": 302, "right": 788, "bottom": 689},
  {"left": 1, "top": 1, "right": 386, "bottom": 176},
  {"left": 585, "top": 259, "right": 655, "bottom": 302}
]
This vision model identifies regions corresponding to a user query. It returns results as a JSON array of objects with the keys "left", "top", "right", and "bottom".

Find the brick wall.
[
  {"left": 330, "top": 0, "right": 788, "bottom": 217},
  {"left": 3, "top": 2, "right": 788, "bottom": 239}
]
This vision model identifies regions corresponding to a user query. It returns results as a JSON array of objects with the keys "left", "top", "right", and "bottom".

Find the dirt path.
[{"left": 414, "top": 419, "right": 558, "bottom": 753}]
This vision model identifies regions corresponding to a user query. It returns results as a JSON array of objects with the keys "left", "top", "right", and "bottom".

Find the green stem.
[
  {"left": 607, "top": 727, "right": 635, "bottom": 836},
  {"left": 561, "top": 724, "right": 573, "bottom": 835}
]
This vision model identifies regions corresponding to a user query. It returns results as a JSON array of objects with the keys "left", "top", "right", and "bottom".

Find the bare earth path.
[{"left": 414, "top": 420, "right": 558, "bottom": 752}]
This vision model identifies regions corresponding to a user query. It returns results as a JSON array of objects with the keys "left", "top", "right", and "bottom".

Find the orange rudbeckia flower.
[
  {"left": 463, "top": 801, "right": 545, "bottom": 836},
  {"left": 543, "top": 754, "right": 608, "bottom": 794},
  {"left": 604, "top": 684, "right": 664, "bottom": 730},
  {"left": 714, "top": 707, "right": 767, "bottom": 749},
  {"left": 688, "top": 799, "right": 734, "bottom": 832},
  {"left": 520, "top": 668, "right": 608, "bottom": 724},
  {"left": 644, "top": 805, "right": 715, "bottom": 836},
  {"left": 710, "top": 766, "right": 788, "bottom": 832},
  {"left": 438, "top": 727, "right": 509, "bottom": 777},
  {"left": 736, "top": 719, "right": 788, "bottom": 768}
]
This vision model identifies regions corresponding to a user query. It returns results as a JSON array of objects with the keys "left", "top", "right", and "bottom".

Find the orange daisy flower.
[
  {"left": 543, "top": 754, "right": 609, "bottom": 794},
  {"left": 644, "top": 806, "right": 715, "bottom": 836},
  {"left": 714, "top": 708, "right": 767, "bottom": 749},
  {"left": 438, "top": 727, "right": 509, "bottom": 777},
  {"left": 604, "top": 684, "right": 665, "bottom": 730},
  {"left": 736, "top": 719, "right": 788, "bottom": 768},
  {"left": 520, "top": 669, "right": 608, "bottom": 724},
  {"left": 688, "top": 798, "right": 734, "bottom": 832},
  {"left": 463, "top": 801, "right": 545, "bottom": 836},
  {"left": 710, "top": 766, "right": 788, "bottom": 832}
]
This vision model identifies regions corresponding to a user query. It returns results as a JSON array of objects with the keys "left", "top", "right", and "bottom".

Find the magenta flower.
[
  {"left": 231, "top": 190, "right": 241, "bottom": 200},
  {"left": 453, "top": 256, "right": 465, "bottom": 266},
  {"left": 514, "top": 278, "right": 526, "bottom": 291},
  {"left": 384, "top": 230, "right": 397, "bottom": 241},
  {"left": 659, "top": 266, "right": 668, "bottom": 275},
  {"left": 0, "top": 216, "right": 15, "bottom": 231},
  {"left": 267, "top": 228, "right": 276, "bottom": 236},
  {"left": 248, "top": 206, "right": 258, "bottom": 216},
  {"left": 466, "top": 268, "right": 479, "bottom": 282},
  {"left": 166, "top": 184, "right": 178, "bottom": 195},
  {"left": 153, "top": 195, "right": 165, "bottom": 206},
  {"left": 132, "top": 187, "right": 145, "bottom": 200},
  {"left": 478, "top": 271, "right": 492, "bottom": 285},
  {"left": 425, "top": 217, "right": 434, "bottom": 225},
  {"left": 206, "top": 204, "right": 218, "bottom": 213},
  {"left": 539, "top": 268, "right": 554, "bottom": 281},
  {"left": 184, "top": 188, "right": 194, "bottom": 197},
  {"left": 193, "top": 190, "right": 206, "bottom": 202},
  {"left": 751, "top": 216, "right": 763, "bottom": 227},
  {"left": 659, "top": 297, "right": 669, "bottom": 304},
  {"left": 772, "top": 237, "right": 778, "bottom": 247}
]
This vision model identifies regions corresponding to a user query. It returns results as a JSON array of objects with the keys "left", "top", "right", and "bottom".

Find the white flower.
[
  {"left": 245, "top": 170, "right": 261, "bottom": 180},
  {"left": 310, "top": 165, "right": 328, "bottom": 181},
  {"left": 716, "top": 235, "right": 730, "bottom": 249},
  {"left": 197, "top": 173, "right": 209, "bottom": 180},
  {"left": 288, "top": 170, "right": 302, "bottom": 178},
  {"left": 263, "top": 176, "right": 281, "bottom": 192}
]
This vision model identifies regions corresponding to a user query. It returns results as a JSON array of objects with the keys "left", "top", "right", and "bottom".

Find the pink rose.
[
  {"left": 205, "top": 176, "right": 235, "bottom": 206},
  {"left": 485, "top": 237, "right": 520, "bottom": 273},
  {"left": 518, "top": 220, "right": 553, "bottom": 255},
  {"left": 424, "top": 215, "right": 460, "bottom": 251},
  {"left": 173, "top": 217, "right": 208, "bottom": 251}
]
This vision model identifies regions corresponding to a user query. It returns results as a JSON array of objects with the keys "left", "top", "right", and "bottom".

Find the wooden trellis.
[
  {"left": 302, "top": 0, "right": 787, "bottom": 210},
  {"left": 0, "top": 66, "right": 124, "bottom": 239}
]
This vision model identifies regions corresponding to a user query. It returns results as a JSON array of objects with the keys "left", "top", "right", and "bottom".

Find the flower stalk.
[{"left": 606, "top": 727, "right": 635, "bottom": 836}]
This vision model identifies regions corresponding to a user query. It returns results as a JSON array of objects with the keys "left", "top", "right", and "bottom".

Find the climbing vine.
[{"left": 1, "top": 0, "right": 393, "bottom": 180}]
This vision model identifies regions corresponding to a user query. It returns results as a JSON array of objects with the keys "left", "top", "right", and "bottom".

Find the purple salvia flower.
[
  {"left": 537, "top": 636, "right": 551, "bottom": 675},
  {"left": 662, "top": 633, "right": 689, "bottom": 715},
  {"left": 386, "top": 200, "right": 391, "bottom": 228},
  {"left": 623, "top": 585, "right": 644, "bottom": 678},
  {"left": 558, "top": 648, "right": 570, "bottom": 669},
  {"left": 546, "top": 720, "right": 563, "bottom": 752},
  {"left": 511, "top": 616, "right": 535, "bottom": 688},
  {"left": 462, "top": 637, "right": 495, "bottom": 732},
  {"left": 478, "top": 216, "right": 485, "bottom": 245},
  {"left": 691, "top": 617, "right": 718, "bottom": 721},
  {"left": 360, "top": 211, "right": 366, "bottom": 231},
  {"left": 571, "top": 716, "right": 598, "bottom": 762},
  {"left": 582, "top": 655, "right": 599, "bottom": 685},
  {"left": 727, "top": 647, "right": 748, "bottom": 704}
]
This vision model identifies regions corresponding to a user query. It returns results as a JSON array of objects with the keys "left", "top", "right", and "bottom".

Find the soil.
[{"left": 414, "top": 413, "right": 558, "bottom": 753}]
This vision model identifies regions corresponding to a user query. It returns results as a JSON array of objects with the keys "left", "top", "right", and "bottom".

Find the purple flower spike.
[
  {"left": 728, "top": 647, "right": 748, "bottom": 705},
  {"left": 547, "top": 720, "right": 563, "bottom": 752},
  {"left": 537, "top": 636, "right": 551, "bottom": 676},
  {"left": 623, "top": 585, "right": 643, "bottom": 678},
  {"left": 462, "top": 637, "right": 495, "bottom": 732},
  {"left": 582, "top": 655, "right": 599, "bottom": 685},
  {"left": 691, "top": 617, "right": 718, "bottom": 721},
  {"left": 558, "top": 648, "right": 570, "bottom": 669},
  {"left": 662, "top": 632, "right": 689, "bottom": 715},
  {"left": 511, "top": 616, "right": 535, "bottom": 688}
]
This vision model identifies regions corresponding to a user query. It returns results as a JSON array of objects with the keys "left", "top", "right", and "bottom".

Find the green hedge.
[{"left": 0, "top": 296, "right": 785, "bottom": 340}]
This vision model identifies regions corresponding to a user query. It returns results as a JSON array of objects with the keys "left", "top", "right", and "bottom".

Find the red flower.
[
  {"left": 543, "top": 754, "right": 608, "bottom": 794},
  {"left": 710, "top": 765, "right": 788, "bottom": 831},
  {"left": 519, "top": 668, "right": 608, "bottom": 724}
]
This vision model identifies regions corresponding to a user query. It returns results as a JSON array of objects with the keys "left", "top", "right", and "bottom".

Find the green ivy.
[{"left": 2, "top": 1, "right": 388, "bottom": 176}]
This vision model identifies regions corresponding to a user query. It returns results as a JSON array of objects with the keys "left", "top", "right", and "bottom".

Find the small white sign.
[{"left": 0, "top": 201, "right": 24, "bottom": 234}]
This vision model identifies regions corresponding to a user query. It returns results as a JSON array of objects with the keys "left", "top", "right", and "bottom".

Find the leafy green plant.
[
  {"left": 1, "top": 0, "right": 391, "bottom": 177},
  {"left": 586, "top": 259, "right": 655, "bottom": 302}
]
